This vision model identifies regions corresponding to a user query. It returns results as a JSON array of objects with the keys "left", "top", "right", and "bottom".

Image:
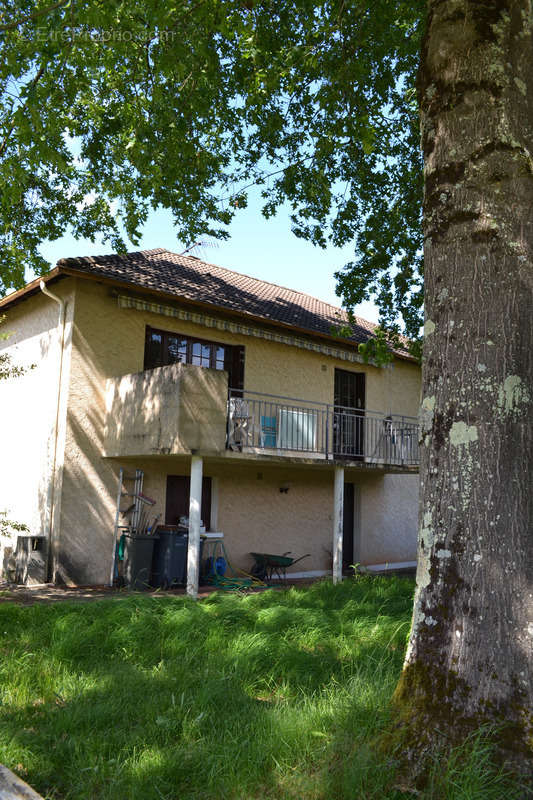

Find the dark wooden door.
[
  {"left": 165, "top": 475, "right": 212, "bottom": 530},
  {"left": 343, "top": 482, "right": 355, "bottom": 572},
  {"left": 334, "top": 369, "right": 365, "bottom": 459},
  {"left": 227, "top": 344, "right": 245, "bottom": 396}
]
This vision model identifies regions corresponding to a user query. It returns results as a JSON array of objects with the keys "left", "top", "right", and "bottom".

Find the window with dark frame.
[{"left": 144, "top": 326, "right": 244, "bottom": 392}]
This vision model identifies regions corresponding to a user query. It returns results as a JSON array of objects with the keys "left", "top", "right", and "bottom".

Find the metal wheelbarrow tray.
[{"left": 249, "top": 551, "right": 311, "bottom": 582}]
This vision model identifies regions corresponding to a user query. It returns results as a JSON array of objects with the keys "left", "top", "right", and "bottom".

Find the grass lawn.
[{"left": 0, "top": 577, "right": 524, "bottom": 799}]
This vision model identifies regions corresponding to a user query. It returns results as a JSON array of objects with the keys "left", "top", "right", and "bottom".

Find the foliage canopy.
[{"left": 0, "top": 0, "right": 425, "bottom": 340}]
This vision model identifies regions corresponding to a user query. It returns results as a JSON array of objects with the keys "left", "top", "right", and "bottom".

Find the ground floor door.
[
  {"left": 342, "top": 483, "right": 361, "bottom": 573},
  {"left": 343, "top": 483, "right": 354, "bottom": 572},
  {"left": 334, "top": 369, "right": 366, "bottom": 459},
  {"left": 165, "top": 475, "right": 212, "bottom": 530}
]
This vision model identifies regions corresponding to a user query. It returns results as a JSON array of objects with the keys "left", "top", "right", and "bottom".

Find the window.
[{"left": 144, "top": 326, "right": 245, "bottom": 391}]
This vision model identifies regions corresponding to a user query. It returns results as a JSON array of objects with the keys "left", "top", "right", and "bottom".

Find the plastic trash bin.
[
  {"left": 123, "top": 533, "right": 157, "bottom": 590},
  {"left": 151, "top": 529, "right": 188, "bottom": 588}
]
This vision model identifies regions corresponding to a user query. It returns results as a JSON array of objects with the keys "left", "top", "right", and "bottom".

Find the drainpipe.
[{"left": 40, "top": 280, "right": 66, "bottom": 582}]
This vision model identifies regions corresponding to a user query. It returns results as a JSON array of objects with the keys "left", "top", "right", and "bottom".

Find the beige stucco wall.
[
  {"left": 57, "top": 280, "right": 121, "bottom": 584},
  {"left": 346, "top": 471, "right": 419, "bottom": 565},
  {"left": 0, "top": 281, "right": 75, "bottom": 579},
  {"left": 2, "top": 277, "right": 420, "bottom": 584},
  {"left": 215, "top": 464, "right": 332, "bottom": 574}
]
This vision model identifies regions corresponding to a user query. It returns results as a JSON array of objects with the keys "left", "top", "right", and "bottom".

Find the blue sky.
[{"left": 39, "top": 186, "right": 380, "bottom": 324}]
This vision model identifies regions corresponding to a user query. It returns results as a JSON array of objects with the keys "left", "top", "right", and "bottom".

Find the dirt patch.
[
  {"left": 0, "top": 578, "right": 318, "bottom": 605},
  {"left": 0, "top": 581, "right": 222, "bottom": 605}
]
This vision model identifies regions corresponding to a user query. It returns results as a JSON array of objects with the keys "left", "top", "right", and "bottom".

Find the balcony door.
[{"left": 334, "top": 369, "right": 365, "bottom": 459}]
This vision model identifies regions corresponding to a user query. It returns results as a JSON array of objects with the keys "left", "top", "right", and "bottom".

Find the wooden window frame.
[
  {"left": 144, "top": 326, "right": 230, "bottom": 372},
  {"left": 144, "top": 326, "right": 245, "bottom": 392}
]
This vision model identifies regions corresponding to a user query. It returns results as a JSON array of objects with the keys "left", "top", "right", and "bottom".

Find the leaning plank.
[{"left": 0, "top": 765, "right": 45, "bottom": 800}]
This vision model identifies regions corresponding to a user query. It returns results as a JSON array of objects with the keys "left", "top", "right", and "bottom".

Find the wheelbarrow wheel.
[{"left": 250, "top": 562, "right": 266, "bottom": 581}]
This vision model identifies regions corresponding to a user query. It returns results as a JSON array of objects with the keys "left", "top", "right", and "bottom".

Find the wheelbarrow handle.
[{"left": 289, "top": 553, "right": 311, "bottom": 566}]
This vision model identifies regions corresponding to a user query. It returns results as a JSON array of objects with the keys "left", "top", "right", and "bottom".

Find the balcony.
[
  {"left": 103, "top": 365, "right": 419, "bottom": 467},
  {"left": 226, "top": 389, "right": 420, "bottom": 467}
]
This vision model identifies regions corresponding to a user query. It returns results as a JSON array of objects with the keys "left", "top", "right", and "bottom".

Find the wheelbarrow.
[{"left": 249, "top": 551, "right": 311, "bottom": 583}]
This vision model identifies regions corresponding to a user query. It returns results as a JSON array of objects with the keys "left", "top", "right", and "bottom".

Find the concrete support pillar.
[
  {"left": 186, "top": 454, "right": 203, "bottom": 598},
  {"left": 333, "top": 466, "right": 344, "bottom": 584}
]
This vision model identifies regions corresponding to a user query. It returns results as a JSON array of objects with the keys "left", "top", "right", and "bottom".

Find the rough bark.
[{"left": 395, "top": 0, "right": 533, "bottom": 773}]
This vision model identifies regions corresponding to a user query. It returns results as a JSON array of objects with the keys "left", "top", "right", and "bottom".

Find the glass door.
[{"left": 334, "top": 369, "right": 365, "bottom": 459}]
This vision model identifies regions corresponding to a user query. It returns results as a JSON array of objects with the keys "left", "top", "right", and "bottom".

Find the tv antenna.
[{"left": 180, "top": 240, "right": 219, "bottom": 258}]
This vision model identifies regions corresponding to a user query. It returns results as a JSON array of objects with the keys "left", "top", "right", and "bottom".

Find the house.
[{"left": 0, "top": 248, "right": 421, "bottom": 594}]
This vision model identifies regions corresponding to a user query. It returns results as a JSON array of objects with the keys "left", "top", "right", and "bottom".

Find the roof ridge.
[
  {"left": 57, "top": 247, "right": 167, "bottom": 266},
  {"left": 155, "top": 249, "right": 377, "bottom": 330}
]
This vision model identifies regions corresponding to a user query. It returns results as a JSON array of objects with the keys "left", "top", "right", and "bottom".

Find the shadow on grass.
[{"left": 0, "top": 577, "right": 415, "bottom": 800}]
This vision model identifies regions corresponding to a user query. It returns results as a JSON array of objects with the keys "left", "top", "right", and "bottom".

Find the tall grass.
[{"left": 0, "top": 578, "right": 524, "bottom": 799}]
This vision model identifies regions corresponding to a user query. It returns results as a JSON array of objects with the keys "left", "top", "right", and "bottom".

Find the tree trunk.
[{"left": 396, "top": 0, "right": 533, "bottom": 772}]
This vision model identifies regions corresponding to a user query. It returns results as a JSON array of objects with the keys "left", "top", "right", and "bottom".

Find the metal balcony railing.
[{"left": 226, "top": 389, "right": 420, "bottom": 466}]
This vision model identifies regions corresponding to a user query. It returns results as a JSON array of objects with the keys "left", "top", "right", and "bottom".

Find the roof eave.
[
  {"left": 1, "top": 262, "right": 416, "bottom": 362},
  {"left": 0, "top": 268, "right": 65, "bottom": 311}
]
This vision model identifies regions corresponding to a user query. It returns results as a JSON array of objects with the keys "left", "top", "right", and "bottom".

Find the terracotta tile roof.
[{"left": 56, "top": 248, "right": 408, "bottom": 354}]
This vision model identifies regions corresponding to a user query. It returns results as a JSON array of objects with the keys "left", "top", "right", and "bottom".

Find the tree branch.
[{"left": 0, "top": 0, "right": 71, "bottom": 32}]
